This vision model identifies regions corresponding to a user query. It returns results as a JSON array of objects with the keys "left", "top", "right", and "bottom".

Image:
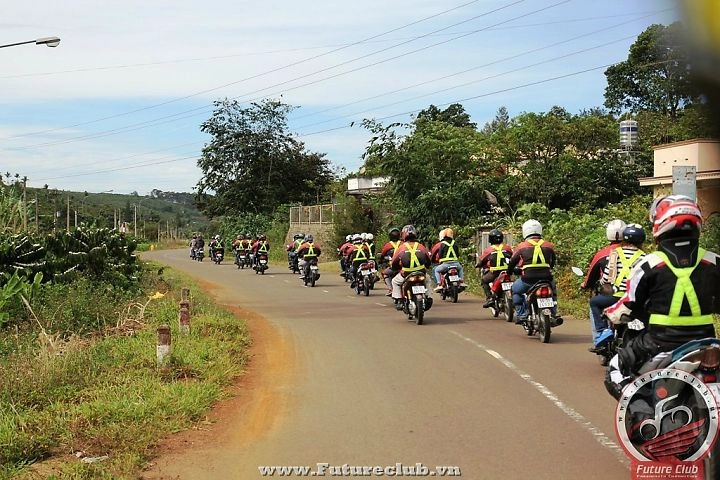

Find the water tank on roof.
[{"left": 619, "top": 120, "right": 638, "bottom": 149}]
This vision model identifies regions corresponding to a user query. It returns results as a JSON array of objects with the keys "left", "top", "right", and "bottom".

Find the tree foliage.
[
  {"left": 196, "top": 99, "right": 334, "bottom": 217},
  {"left": 604, "top": 22, "right": 699, "bottom": 118}
]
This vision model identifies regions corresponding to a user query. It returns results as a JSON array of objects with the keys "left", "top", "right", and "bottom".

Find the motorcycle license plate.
[
  {"left": 449, "top": 275, "right": 460, "bottom": 282},
  {"left": 536, "top": 297, "right": 554, "bottom": 308},
  {"left": 411, "top": 285, "right": 426, "bottom": 294},
  {"left": 502, "top": 282, "right": 513, "bottom": 291},
  {"left": 311, "top": 266, "right": 319, "bottom": 271},
  {"left": 260, "top": 260, "right": 267, "bottom": 264},
  {"left": 362, "top": 269, "right": 373, "bottom": 276}
]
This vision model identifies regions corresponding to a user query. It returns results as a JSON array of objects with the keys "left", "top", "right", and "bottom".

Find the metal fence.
[{"left": 289, "top": 204, "right": 335, "bottom": 225}]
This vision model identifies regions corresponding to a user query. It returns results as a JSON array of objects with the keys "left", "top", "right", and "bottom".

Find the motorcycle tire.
[
  {"left": 451, "top": 285, "right": 458, "bottom": 303},
  {"left": 414, "top": 295, "right": 424, "bottom": 325},
  {"left": 311, "top": 275, "right": 316, "bottom": 288},
  {"left": 363, "top": 278, "right": 370, "bottom": 296},
  {"left": 441, "top": 288, "right": 447, "bottom": 301},
  {"left": 504, "top": 294, "right": 514, "bottom": 322},
  {"left": 539, "top": 313, "right": 552, "bottom": 343},
  {"left": 490, "top": 302, "right": 499, "bottom": 318}
]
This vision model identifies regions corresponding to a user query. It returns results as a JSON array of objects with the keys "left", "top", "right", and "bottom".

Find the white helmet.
[
  {"left": 606, "top": 219, "right": 627, "bottom": 242},
  {"left": 346, "top": 234, "right": 352, "bottom": 242},
  {"left": 360, "top": 232, "right": 367, "bottom": 240},
  {"left": 522, "top": 219, "right": 542, "bottom": 239},
  {"left": 352, "top": 234, "right": 363, "bottom": 244},
  {"left": 366, "top": 233, "right": 374, "bottom": 241}
]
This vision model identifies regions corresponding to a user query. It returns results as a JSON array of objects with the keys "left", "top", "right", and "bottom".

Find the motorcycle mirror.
[{"left": 570, "top": 266, "right": 584, "bottom": 277}]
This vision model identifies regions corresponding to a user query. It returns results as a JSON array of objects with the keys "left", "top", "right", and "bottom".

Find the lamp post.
[{"left": 0, "top": 37, "right": 61, "bottom": 49}]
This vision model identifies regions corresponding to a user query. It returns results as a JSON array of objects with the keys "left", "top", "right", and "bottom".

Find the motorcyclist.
[
  {"left": 337, "top": 234, "right": 354, "bottom": 278},
  {"left": 345, "top": 234, "right": 370, "bottom": 288},
  {"left": 379, "top": 227, "right": 402, "bottom": 297},
  {"left": 476, "top": 228, "right": 513, "bottom": 308},
  {"left": 252, "top": 234, "right": 270, "bottom": 269},
  {"left": 364, "top": 233, "right": 376, "bottom": 258},
  {"left": 430, "top": 228, "right": 466, "bottom": 292},
  {"left": 390, "top": 225, "right": 432, "bottom": 310},
  {"left": 580, "top": 219, "right": 626, "bottom": 345},
  {"left": 286, "top": 233, "right": 305, "bottom": 272},
  {"left": 209, "top": 235, "right": 224, "bottom": 260},
  {"left": 506, "top": 219, "right": 558, "bottom": 324},
  {"left": 587, "top": 224, "right": 646, "bottom": 352},
  {"left": 604, "top": 195, "right": 720, "bottom": 399},
  {"left": 296, "top": 234, "right": 321, "bottom": 279},
  {"left": 190, "top": 234, "right": 198, "bottom": 258},
  {"left": 196, "top": 235, "right": 205, "bottom": 253}
]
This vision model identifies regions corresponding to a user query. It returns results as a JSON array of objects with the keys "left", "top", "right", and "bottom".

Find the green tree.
[
  {"left": 415, "top": 103, "right": 476, "bottom": 129},
  {"left": 604, "top": 22, "right": 698, "bottom": 118},
  {"left": 196, "top": 99, "right": 334, "bottom": 217}
]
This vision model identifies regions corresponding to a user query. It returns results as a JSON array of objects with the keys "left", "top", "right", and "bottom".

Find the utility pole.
[
  {"left": 34, "top": 191, "right": 38, "bottom": 232},
  {"left": 22, "top": 176, "right": 27, "bottom": 231},
  {"left": 66, "top": 195, "right": 70, "bottom": 232}
]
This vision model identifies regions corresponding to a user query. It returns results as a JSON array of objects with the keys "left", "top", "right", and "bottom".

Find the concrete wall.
[{"left": 652, "top": 139, "right": 720, "bottom": 177}]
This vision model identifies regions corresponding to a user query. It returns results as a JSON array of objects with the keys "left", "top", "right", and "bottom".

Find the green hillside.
[{"left": 23, "top": 187, "right": 209, "bottom": 241}]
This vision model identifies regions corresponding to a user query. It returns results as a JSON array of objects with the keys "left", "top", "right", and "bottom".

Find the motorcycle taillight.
[
  {"left": 537, "top": 286, "right": 552, "bottom": 297},
  {"left": 701, "top": 373, "right": 717, "bottom": 383},
  {"left": 448, "top": 268, "right": 458, "bottom": 275}
]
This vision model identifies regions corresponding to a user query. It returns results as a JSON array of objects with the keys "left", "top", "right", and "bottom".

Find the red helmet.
[{"left": 649, "top": 195, "right": 702, "bottom": 239}]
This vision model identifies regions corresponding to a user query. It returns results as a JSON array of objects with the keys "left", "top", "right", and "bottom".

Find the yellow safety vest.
[
  {"left": 353, "top": 245, "right": 368, "bottom": 261},
  {"left": 303, "top": 243, "right": 317, "bottom": 258},
  {"left": 522, "top": 239, "right": 550, "bottom": 270},
  {"left": 366, "top": 242, "right": 375, "bottom": 257},
  {"left": 258, "top": 242, "right": 269, "bottom": 253},
  {"left": 490, "top": 244, "right": 508, "bottom": 271},
  {"left": 439, "top": 240, "right": 459, "bottom": 262},
  {"left": 612, "top": 247, "right": 644, "bottom": 297},
  {"left": 403, "top": 242, "right": 424, "bottom": 273},
  {"left": 649, "top": 249, "right": 713, "bottom": 326}
]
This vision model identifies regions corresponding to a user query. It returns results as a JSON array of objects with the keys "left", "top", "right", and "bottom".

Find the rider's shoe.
[{"left": 482, "top": 299, "right": 493, "bottom": 308}]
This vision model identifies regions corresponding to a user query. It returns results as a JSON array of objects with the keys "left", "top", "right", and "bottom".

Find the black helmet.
[
  {"left": 622, "top": 224, "right": 646, "bottom": 246},
  {"left": 488, "top": 229, "right": 503, "bottom": 245},
  {"left": 305, "top": 234, "right": 314, "bottom": 243},
  {"left": 401, "top": 225, "right": 417, "bottom": 241},
  {"left": 388, "top": 227, "right": 400, "bottom": 241}
]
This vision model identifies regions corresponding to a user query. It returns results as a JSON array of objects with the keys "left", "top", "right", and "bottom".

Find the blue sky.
[{"left": 0, "top": 0, "right": 681, "bottom": 195}]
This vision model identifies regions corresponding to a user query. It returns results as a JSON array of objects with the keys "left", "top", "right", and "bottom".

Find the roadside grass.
[{"left": 1, "top": 263, "right": 250, "bottom": 480}]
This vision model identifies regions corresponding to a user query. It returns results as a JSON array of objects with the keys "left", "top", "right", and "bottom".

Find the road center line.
[{"left": 448, "top": 329, "right": 629, "bottom": 467}]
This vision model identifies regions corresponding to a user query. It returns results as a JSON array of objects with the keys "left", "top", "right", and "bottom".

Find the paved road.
[{"left": 141, "top": 249, "right": 629, "bottom": 479}]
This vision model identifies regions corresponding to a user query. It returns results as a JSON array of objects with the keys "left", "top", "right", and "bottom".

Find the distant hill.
[{"left": 24, "top": 187, "right": 210, "bottom": 240}]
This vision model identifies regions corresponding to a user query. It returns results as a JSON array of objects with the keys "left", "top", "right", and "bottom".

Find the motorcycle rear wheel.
[
  {"left": 451, "top": 285, "right": 458, "bottom": 303},
  {"left": 311, "top": 275, "right": 316, "bottom": 287},
  {"left": 539, "top": 313, "right": 552, "bottom": 343},
  {"left": 363, "top": 278, "right": 370, "bottom": 296},
  {"left": 414, "top": 295, "right": 424, "bottom": 325}
]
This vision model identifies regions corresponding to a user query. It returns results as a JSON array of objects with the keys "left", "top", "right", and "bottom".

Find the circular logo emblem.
[{"left": 615, "top": 368, "right": 719, "bottom": 462}]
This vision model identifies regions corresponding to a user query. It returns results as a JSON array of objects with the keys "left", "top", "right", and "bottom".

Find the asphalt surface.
[{"left": 141, "top": 249, "right": 630, "bottom": 479}]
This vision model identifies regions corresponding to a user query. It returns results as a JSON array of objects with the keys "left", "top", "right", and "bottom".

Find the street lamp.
[{"left": 0, "top": 36, "right": 61, "bottom": 49}]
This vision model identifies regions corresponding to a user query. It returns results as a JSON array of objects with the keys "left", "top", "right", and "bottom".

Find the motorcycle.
[
  {"left": 194, "top": 247, "right": 204, "bottom": 262},
  {"left": 439, "top": 266, "right": 463, "bottom": 303},
  {"left": 301, "top": 257, "right": 320, "bottom": 287},
  {"left": 212, "top": 247, "right": 224, "bottom": 265},
  {"left": 610, "top": 338, "right": 720, "bottom": 478},
  {"left": 288, "top": 251, "right": 300, "bottom": 274},
  {"left": 254, "top": 253, "right": 269, "bottom": 274},
  {"left": 396, "top": 271, "right": 433, "bottom": 325},
  {"left": 518, "top": 280, "right": 563, "bottom": 343},
  {"left": 488, "top": 271, "right": 515, "bottom": 322},
  {"left": 236, "top": 250, "right": 248, "bottom": 269},
  {"left": 354, "top": 260, "right": 378, "bottom": 296}
]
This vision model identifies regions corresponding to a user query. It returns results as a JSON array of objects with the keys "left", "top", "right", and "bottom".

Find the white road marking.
[
  {"left": 449, "top": 330, "right": 629, "bottom": 467},
  {"left": 323, "top": 290, "right": 329, "bottom": 293},
  {"left": 374, "top": 303, "right": 386, "bottom": 307}
]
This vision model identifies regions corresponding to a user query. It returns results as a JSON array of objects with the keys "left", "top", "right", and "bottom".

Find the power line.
[
  {"left": 301, "top": 59, "right": 676, "bottom": 137},
  {"left": 2, "top": 0, "right": 484, "bottom": 140},
  {"left": 8, "top": 0, "right": 564, "bottom": 151},
  {"left": 291, "top": 10, "right": 662, "bottom": 129}
]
